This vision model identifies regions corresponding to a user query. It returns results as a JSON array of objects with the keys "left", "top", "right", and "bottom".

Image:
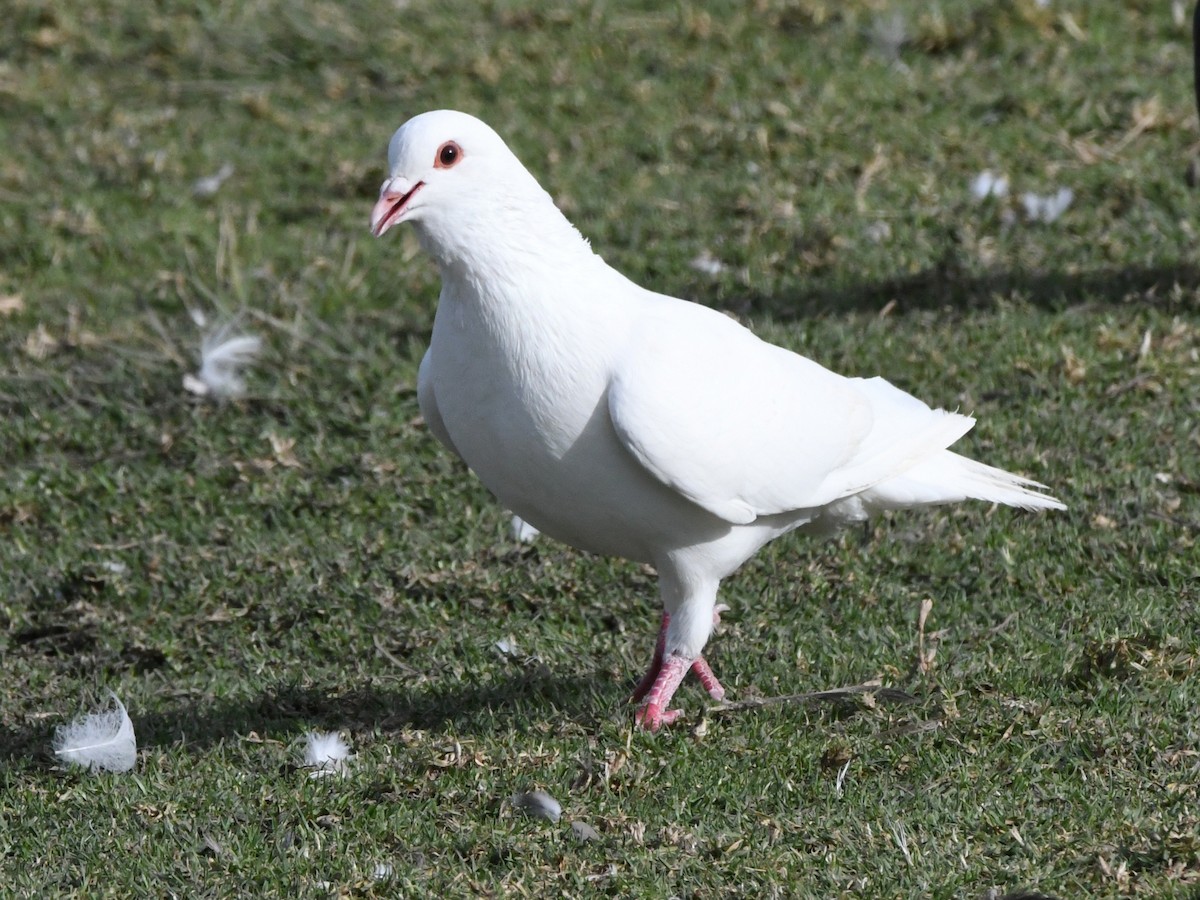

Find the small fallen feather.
[
  {"left": 690, "top": 250, "right": 727, "bottom": 277},
  {"left": 870, "top": 10, "right": 908, "bottom": 62},
  {"left": 185, "top": 324, "right": 262, "bottom": 400},
  {"left": 586, "top": 864, "right": 619, "bottom": 882},
  {"left": 192, "top": 163, "right": 235, "bottom": 198},
  {"left": 303, "top": 731, "right": 353, "bottom": 777},
  {"left": 511, "top": 789, "right": 562, "bottom": 823},
  {"left": 970, "top": 170, "right": 1009, "bottom": 201},
  {"left": 571, "top": 820, "right": 600, "bottom": 842},
  {"left": 1138, "top": 328, "right": 1152, "bottom": 361},
  {"left": 1021, "top": 188, "right": 1073, "bottom": 223},
  {"left": 835, "top": 759, "right": 852, "bottom": 796},
  {"left": 864, "top": 220, "right": 891, "bottom": 243},
  {"left": 494, "top": 637, "right": 520, "bottom": 658},
  {"left": 510, "top": 515, "right": 540, "bottom": 542},
  {"left": 890, "top": 818, "right": 914, "bottom": 866},
  {"left": 53, "top": 691, "right": 137, "bottom": 773}
]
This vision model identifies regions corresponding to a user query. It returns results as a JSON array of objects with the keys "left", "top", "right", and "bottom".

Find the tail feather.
[{"left": 861, "top": 449, "right": 1066, "bottom": 512}]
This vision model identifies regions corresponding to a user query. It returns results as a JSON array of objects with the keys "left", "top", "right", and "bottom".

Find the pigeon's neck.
[{"left": 416, "top": 185, "right": 600, "bottom": 297}]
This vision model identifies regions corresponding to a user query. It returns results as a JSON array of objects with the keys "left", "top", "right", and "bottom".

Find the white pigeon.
[{"left": 370, "top": 110, "right": 1065, "bottom": 730}]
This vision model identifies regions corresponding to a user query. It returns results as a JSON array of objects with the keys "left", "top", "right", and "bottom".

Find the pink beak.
[{"left": 370, "top": 178, "right": 424, "bottom": 237}]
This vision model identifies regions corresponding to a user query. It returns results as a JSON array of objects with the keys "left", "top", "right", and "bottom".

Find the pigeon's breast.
[{"left": 425, "top": 284, "right": 728, "bottom": 562}]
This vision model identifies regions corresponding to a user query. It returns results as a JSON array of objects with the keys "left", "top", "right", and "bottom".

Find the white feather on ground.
[
  {"left": 970, "top": 170, "right": 1009, "bottom": 200},
  {"left": 192, "top": 162, "right": 235, "bottom": 198},
  {"left": 53, "top": 692, "right": 137, "bottom": 773},
  {"left": 183, "top": 324, "right": 262, "bottom": 399},
  {"left": 303, "top": 731, "right": 353, "bottom": 777},
  {"left": 509, "top": 514, "right": 540, "bottom": 542},
  {"left": 511, "top": 789, "right": 562, "bottom": 822},
  {"left": 1021, "top": 188, "right": 1074, "bottom": 223}
]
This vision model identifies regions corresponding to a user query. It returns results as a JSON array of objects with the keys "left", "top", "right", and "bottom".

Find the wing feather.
[
  {"left": 608, "top": 303, "right": 874, "bottom": 524},
  {"left": 607, "top": 301, "right": 992, "bottom": 523}
]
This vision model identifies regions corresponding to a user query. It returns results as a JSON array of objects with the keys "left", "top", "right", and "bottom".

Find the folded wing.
[{"left": 608, "top": 301, "right": 1060, "bottom": 525}]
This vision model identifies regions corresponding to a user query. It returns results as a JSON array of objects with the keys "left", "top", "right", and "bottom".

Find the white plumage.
[{"left": 370, "top": 110, "right": 1064, "bottom": 729}]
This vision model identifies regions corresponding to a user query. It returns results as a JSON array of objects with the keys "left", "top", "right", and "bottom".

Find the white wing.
[{"left": 607, "top": 300, "right": 978, "bottom": 525}]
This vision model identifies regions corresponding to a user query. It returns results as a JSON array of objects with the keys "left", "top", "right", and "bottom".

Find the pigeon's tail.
[{"left": 862, "top": 449, "right": 1066, "bottom": 512}]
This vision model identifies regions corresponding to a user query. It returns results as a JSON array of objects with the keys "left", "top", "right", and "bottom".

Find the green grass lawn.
[{"left": 3, "top": 0, "right": 1199, "bottom": 896}]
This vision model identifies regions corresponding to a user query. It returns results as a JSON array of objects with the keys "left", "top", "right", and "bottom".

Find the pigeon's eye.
[{"left": 436, "top": 141, "right": 462, "bottom": 169}]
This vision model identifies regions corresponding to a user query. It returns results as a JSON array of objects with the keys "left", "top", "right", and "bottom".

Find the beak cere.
[{"left": 370, "top": 180, "right": 424, "bottom": 237}]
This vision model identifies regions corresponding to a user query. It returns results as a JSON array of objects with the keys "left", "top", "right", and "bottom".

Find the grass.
[{"left": 3, "top": 0, "right": 1200, "bottom": 895}]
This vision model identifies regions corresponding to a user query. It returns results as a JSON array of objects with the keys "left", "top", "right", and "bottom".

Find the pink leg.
[{"left": 630, "top": 612, "right": 669, "bottom": 703}]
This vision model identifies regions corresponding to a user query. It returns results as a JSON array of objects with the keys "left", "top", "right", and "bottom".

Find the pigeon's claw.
[
  {"left": 635, "top": 702, "right": 683, "bottom": 731},
  {"left": 630, "top": 608, "right": 729, "bottom": 720},
  {"left": 632, "top": 654, "right": 726, "bottom": 708},
  {"left": 634, "top": 654, "right": 690, "bottom": 731},
  {"left": 634, "top": 657, "right": 724, "bottom": 729},
  {"left": 691, "top": 656, "right": 726, "bottom": 702}
]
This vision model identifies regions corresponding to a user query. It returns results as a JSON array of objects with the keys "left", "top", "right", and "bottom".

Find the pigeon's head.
[
  {"left": 370, "top": 110, "right": 513, "bottom": 239},
  {"left": 370, "top": 110, "right": 587, "bottom": 270}
]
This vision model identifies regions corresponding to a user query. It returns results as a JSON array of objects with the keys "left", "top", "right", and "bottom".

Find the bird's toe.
[
  {"left": 691, "top": 656, "right": 726, "bottom": 701},
  {"left": 635, "top": 703, "right": 683, "bottom": 731}
]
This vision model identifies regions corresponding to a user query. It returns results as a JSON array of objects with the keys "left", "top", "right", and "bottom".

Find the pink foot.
[
  {"left": 634, "top": 654, "right": 689, "bottom": 731},
  {"left": 631, "top": 609, "right": 729, "bottom": 728}
]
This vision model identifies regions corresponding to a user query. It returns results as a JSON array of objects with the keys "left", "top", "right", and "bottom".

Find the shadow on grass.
[
  {"left": 1, "top": 671, "right": 620, "bottom": 764},
  {"left": 735, "top": 262, "right": 1200, "bottom": 319}
]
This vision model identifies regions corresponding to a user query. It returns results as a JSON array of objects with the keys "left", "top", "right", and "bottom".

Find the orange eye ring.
[{"left": 436, "top": 141, "right": 462, "bottom": 168}]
